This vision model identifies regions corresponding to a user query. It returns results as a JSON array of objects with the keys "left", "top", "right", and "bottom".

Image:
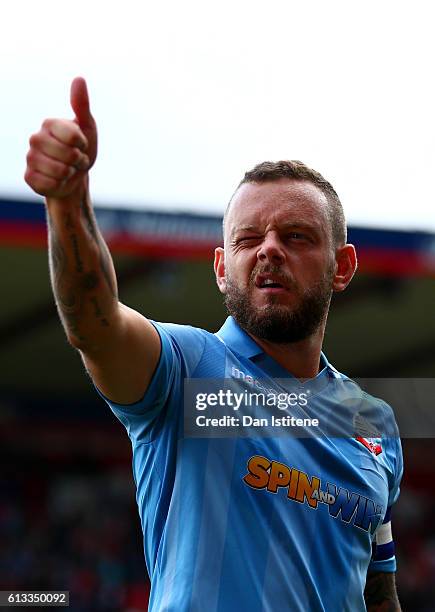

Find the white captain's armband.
[{"left": 371, "top": 506, "right": 395, "bottom": 563}]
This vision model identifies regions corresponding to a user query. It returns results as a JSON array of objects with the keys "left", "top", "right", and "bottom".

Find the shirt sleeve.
[
  {"left": 368, "top": 434, "right": 403, "bottom": 573},
  {"left": 94, "top": 321, "right": 206, "bottom": 444}
]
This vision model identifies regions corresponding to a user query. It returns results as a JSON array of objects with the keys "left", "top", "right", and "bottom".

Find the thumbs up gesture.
[{"left": 25, "top": 78, "right": 98, "bottom": 199}]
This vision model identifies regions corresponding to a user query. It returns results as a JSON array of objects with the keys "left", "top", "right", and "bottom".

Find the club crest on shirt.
[
  {"left": 353, "top": 413, "right": 382, "bottom": 455},
  {"left": 355, "top": 435, "right": 383, "bottom": 456}
]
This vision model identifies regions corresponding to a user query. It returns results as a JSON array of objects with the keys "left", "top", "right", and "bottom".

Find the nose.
[{"left": 256, "top": 231, "right": 286, "bottom": 265}]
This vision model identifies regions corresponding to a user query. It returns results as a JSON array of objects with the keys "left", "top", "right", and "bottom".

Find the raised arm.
[{"left": 24, "top": 78, "right": 160, "bottom": 404}]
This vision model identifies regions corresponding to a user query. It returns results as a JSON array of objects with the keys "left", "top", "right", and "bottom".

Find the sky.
[{"left": 2, "top": 0, "right": 435, "bottom": 231}]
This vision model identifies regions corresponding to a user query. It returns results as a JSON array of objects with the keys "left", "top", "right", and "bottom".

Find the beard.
[{"left": 224, "top": 264, "right": 334, "bottom": 344}]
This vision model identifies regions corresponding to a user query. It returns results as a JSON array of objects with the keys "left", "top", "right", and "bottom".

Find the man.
[{"left": 25, "top": 77, "right": 403, "bottom": 611}]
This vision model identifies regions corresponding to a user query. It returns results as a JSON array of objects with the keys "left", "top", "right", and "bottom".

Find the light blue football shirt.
[{"left": 99, "top": 316, "right": 403, "bottom": 612}]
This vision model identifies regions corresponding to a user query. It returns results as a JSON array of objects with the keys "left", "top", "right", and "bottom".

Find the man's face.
[{"left": 215, "top": 179, "right": 337, "bottom": 343}]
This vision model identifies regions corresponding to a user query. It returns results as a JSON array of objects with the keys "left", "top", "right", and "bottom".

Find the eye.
[
  {"left": 237, "top": 235, "right": 261, "bottom": 244},
  {"left": 286, "top": 231, "right": 316, "bottom": 243}
]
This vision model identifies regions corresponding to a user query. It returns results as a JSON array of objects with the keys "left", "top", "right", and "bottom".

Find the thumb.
[{"left": 70, "top": 77, "right": 94, "bottom": 128}]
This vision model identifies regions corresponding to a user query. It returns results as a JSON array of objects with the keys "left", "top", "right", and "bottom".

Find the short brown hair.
[{"left": 225, "top": 160, "right": 347, "bottom": 247}]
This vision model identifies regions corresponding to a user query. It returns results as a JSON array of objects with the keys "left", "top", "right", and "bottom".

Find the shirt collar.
[
  {"left": 216, "top": 316, "right": 263, "bottom": 358},
  {"left": 215, "top": 316, "right": 339, "bottom": 378}
]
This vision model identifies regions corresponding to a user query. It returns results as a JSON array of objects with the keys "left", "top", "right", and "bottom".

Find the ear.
[
  {"left": 214, "top": 246, "right": 226, "bottom": 294},
  {"left": 332, "top": 244, "right": 357, "bottom": 292}
]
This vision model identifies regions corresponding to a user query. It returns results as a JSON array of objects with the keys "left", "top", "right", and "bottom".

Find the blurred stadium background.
[{"left": 1, "top": 196, "right": 435, "bottom": 611}]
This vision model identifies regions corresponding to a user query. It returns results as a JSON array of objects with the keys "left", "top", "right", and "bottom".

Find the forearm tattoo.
[
  {"left": 364, "top": 572, "right": 401, "bottom": 612},
  {"left": 49, "top": 219, "right": 85, "bottom": 342},
  {"left": 80, "top": 195, "right": 117, "bottom": 298},
  {"left": 47, "top": 197, "right": 117, "bottom": 341}
]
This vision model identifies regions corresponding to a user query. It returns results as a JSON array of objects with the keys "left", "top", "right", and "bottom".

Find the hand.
[{"left": 24, "top": 77, "right": 98, "bottom": 199}]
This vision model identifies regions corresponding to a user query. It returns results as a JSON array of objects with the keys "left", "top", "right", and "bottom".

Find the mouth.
[{"left": 254, "top": 274, "right": 289, "bottom": 293}]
